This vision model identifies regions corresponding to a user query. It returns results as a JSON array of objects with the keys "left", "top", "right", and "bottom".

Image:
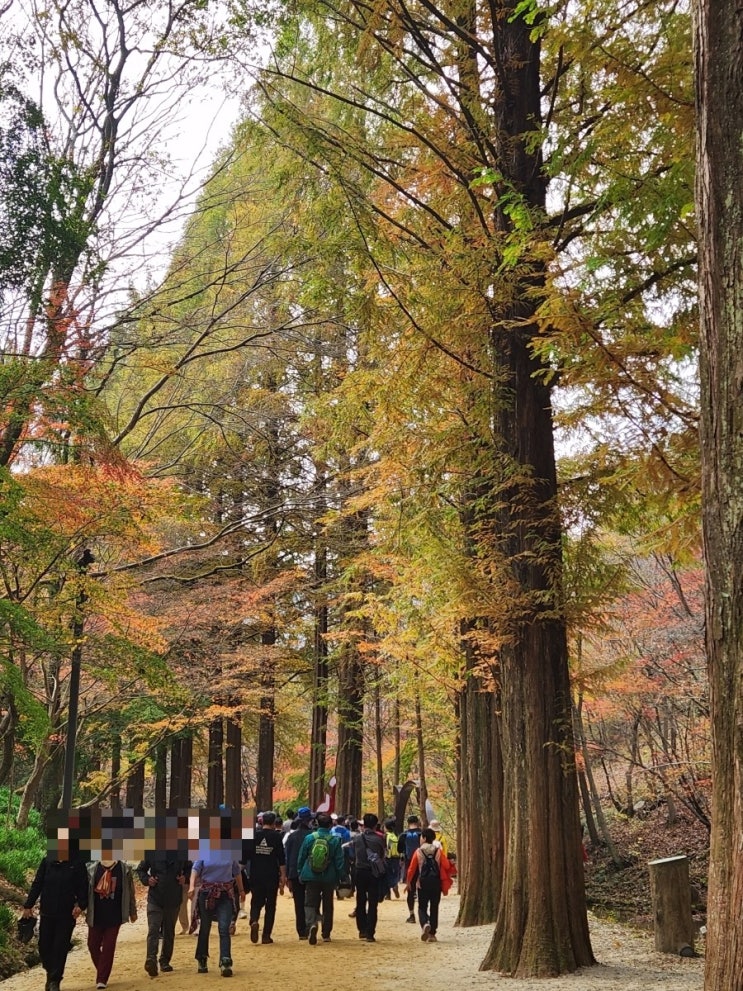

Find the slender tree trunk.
[
  {"left": 17, "top": 742, "right": 54, "bottom": 828},
  {"left": 572, "top": 698, "right": 599, "bottom": 846},
  {"left": 181, "top": 734, "right": 193, "bottom": 807},
  {"left": 125, "top": 760, "right": 145, "bottom": 810},
  {"left": 168, "top": 737, "right": 182, "bottom": 808},
  {"left": 207, "top": 718, "right": 224, "bottom": 808},
  {"left": 414, "top": 686, "right": 428, "bottom": 822},
  {"left": 393, "top": 694, "right": 401, "bottom": 787},
  {"left": 374, "top": 677, "right": 384, "bottom": 822},
  {"left": 255, "top": 631, "right": 276, "bottom": 812},
  {"left": 225, "top": 717, "right": 242, "bottom": 808},
  {"left": 694, "top": 4, "right": 743, "bottom": 987},
  {"left": 110, "top": 737, "right": 122, "bottom": 811},
  {"left": 309, "top": 532, "right": 329, "bottom": 811},
  {"left": 154, "top": 743, "right": 167, "bottom": 809},
  {"left": 0, "top": 700, "right": 17, "bottom": 787}
]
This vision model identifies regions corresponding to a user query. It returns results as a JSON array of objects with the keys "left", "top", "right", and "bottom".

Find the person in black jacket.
[
  {"left": 22, "top": 837, "right": 88, "bottom": 991},
  {"left": 352, "top": 813, "right": 387, "bottom": 942},
  {"left": 136, "top": 856, "right": 191, "bottom": 977},
  {"left": 242, "top": 811, "right": 286, "bottom": 944}
]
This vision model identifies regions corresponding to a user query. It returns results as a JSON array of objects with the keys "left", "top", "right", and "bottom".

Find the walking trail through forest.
[{"left": 2, "top": 886, "right": 704, "bottom": 991}]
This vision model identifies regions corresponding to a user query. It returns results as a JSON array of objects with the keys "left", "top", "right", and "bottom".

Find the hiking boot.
[
  {"left": 197, "top": 958, "right": 208, "bottom": 974},
  {"left": 145, "top": 959, "right": 158, "bottom": 977},
  {"left": 250, "top": 921, "right": 259, "bottom": 944},
  {"left": 406, "top": 913, "right": 416, "bottom": 923},
  {"left": 308, "top": 924, "right": 318, "bottom": 946},
  {"left": 422, "top": 923, "right": 431, "bottom": 941}
]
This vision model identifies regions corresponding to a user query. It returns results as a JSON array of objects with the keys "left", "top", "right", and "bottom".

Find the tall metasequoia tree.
[
  {"left": 693, "top": 3, "right": 743, "bottom": 988},
  {"left": 257, "top": 0, "right": 593, "bottom": 974}
]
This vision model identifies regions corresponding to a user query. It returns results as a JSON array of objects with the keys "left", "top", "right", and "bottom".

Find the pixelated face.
[{"left": 44, "top": 808, "right": 254, "bottom": 861}]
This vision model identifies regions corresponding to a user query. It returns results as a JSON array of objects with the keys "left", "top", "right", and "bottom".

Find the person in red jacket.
[{"left": 405, "top": 828, "right": 454, "bottom": 942}]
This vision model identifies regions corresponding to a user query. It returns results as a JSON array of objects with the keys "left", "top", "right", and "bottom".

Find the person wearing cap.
[
  {"left": 297, "top": 812, "right": 347, "bottom": 945},
  {"left": 284, "top": 807, "right": 314, "bottom": 939},
  {"left": 243, "top": 811, "right": 286, "bottom": 944}
]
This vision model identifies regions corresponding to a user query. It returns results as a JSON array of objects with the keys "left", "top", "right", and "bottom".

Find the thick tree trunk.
[
  {"left": 169, "top": 734, "right": 193, "bottom": 808},
  {"left": 694, "top": 4, "right": 743, "bottom": 988},
  {"left": 456, "top": 637, "right": 503, "bottom": 926},
  {"left": 476, "top": 3, "right": 593, "bottom": 975},
  {"left": 336, "top": 644, "right": 364, "bottom": 815}
]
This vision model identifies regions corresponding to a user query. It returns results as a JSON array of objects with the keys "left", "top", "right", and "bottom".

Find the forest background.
[{"left": 0, "top": 0, "right": 722, "bottom": 982}]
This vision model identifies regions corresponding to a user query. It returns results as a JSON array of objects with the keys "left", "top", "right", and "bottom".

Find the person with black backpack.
[
  {"left": 296, "top": 813, "right": 347, "bottom": 945},
  {"left": 352, "top": 813, "right": 387, "bottom": 942},
  {"left": 398, "top": 814, "right": 422, "bottom": 922},
  {"left": 405, "top": 827, "right": 454, "bottom": 942}
]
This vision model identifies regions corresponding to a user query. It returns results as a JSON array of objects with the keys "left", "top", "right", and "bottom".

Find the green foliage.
[
  {"left": 0, "top": 63, "right": 95, "bottom": 303},
  {"left": 0, "top": 789, "right": 45, "bottom": 888},
  {"left": 0, "top": 847, "right": 40, "bottom": 889}
]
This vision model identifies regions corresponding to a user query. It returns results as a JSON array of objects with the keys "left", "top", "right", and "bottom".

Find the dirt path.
[{"left": 2, "top": 888, "right": 704, "bottom": 991}]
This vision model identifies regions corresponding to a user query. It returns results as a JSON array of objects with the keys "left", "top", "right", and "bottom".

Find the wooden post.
[{"left": 648, "top": 855, "right": 694, "bottom": 954}]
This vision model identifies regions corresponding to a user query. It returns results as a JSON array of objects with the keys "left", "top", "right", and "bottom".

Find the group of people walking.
[
  {"left": 21, "top": 808, "right": 454, "bottom": 990},
  {"left": 282, "top": 809, "right": 454, "bottom": 946}
]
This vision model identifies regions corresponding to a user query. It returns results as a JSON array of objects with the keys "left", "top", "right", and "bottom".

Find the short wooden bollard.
[{"left": 648, "top": 854, "right": 694, "bottom": 955}]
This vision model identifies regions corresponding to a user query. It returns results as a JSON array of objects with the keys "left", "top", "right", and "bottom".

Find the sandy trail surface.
[{"left": 2, "top": 886, "right": 704, "bottom": 991}]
